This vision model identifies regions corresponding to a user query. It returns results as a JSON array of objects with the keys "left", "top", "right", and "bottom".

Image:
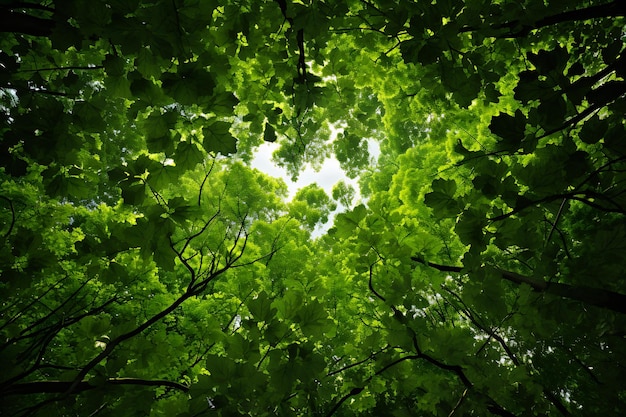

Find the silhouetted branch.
[
  {"left": 326, "top": 345, "right": 392, "bottom": 377},
  {"left": 413, "top": 256, "right": 626, "bottom": 314},
  {"left": 1, "top": 196, "right": 15, "bottom": 239},
  {"left": 460, "top": 1, "right": 626, "bottom": 38},
  {"left": 2, "top": 2, "right": 54, "bottom": 12},
  {"left": 3, "top": 378, "right": 189, "bottom": 396},
  {"left": 0, "top": 11, "right": 54, "bottom": 36},
  {"left": 17, "top": 65, "right": 104, "bottom": 73}
]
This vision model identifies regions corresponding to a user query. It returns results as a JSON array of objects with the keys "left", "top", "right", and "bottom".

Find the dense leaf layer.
[{"left": 1, "top": 1, "right": 625, "bottom": 416}]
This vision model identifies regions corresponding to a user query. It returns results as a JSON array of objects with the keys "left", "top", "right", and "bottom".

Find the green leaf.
[
  {"left": 104, "top": 75, "right": 132, "bottom": 98},
  {"left": 65, "top": 176, "right": 91, "bottom": 198},
  {"left": 514, "top": 71, "right": 554, "bottom": 103},
  {"left": 295, "top": 299, "right": 332, "bottom": 337},
  {"left": 424, "top": 178, "right": 459, "bottom": 218},
  {"left": 135, "top": 47, "right": 163, "bottom": 79},
  {"left": 263, "top": 123, "right": 277, "bottom": 143},
  {"left": 210, "top": 92, "right": 239, "bottom": 116},
  {"left": 455, "top": 209, "right": 487, "bottom": 247},
  {"left": 130, "top": 77, "right": 164, "bottom": 105},
  {"left": 417, "top": 41, "right": 441, "bottom": 65},
  {"left": 43, "top": 171, "right": 91, "bottom": 199},
  {"left": 161, "top": 63, "right": 216, "bottom": 105},
  {"left": 143, "top": 110, "right": 176, "bottom": 154},
  {"left": 248, "top": 291, "right": 277, "bottom": 322},
  {"left": 274, "top": 290, "right": 304, "bottom": 320},
  {"left": 146, "top": 136, "right": 173, "bottom": 155},
  {"left": 174, "top": 141, "right": 204, "bottom": 170},
  {"left": 454, "top": 73, "right": 482, "bottom": 108},
  {"left": 147, "top": 163, "right": 176, "bottom": 190},
  {"left": 50, "top": 22, "right": 83, "bottom": 50},
  {"left": 535, "top": 94, "right": 567, "bottom": 131},
  {"left": 484, "top": 83, "right": 501, "bottom": 103},
  {"left": 74, "top": 102, "right": 105, "bottom": 133},
  {"left": 161, "top": 75, "right": 200, "bottom": 106},
  {"left": 102, "top": 262, "right": 132, "bottom": 285},
  {"left": 567, "top": 62, "right": 584, "bottom": 77},
  {"left": 472, "top": 175, "right": 499, "bottom": 199},
  {"left": 120, "top": 181, "right": 146, "bottom": 205},
  {"left": 202, "top": 121, "right": 237, "bottom": 155},
  {"left": 77, "top": 315, "right": 111, "bottom": 338},
  {"left": 527, "top": 47, "right": 568, "bottom": 76},
  {"left": 329, "top": 204, "right": 367, "bottom": 238},
  {"left": 205, "top": 354, "right": 236, "bottom": 384},
  {"left": 605, "top": 123, "right": 626, "bottom": 154},
  {"left": 226, "top": 333, "right": 259, "bottom": 361},
  {"left": 489, "top": 110, "right": 526, "bottom": 150},
  {"left": 431, "top": 178, "right": 456, "bottom": 195},
  {"left": 153, "top": 240, "right": 176, "bottom": 270},
  {"left": 103, "top": 54, "right": 125, "bottom": 77},
  {"left": 579, "top": 115, "right": 609, "bottom": 144}
]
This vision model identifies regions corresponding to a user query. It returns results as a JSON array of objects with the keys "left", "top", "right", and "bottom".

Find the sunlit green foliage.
[{"left": 2, "top": 1, "right": 625, "bottom": 416}]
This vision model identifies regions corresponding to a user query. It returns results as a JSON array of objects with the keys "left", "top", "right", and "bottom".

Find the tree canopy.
[{"left": 1, "top": 0, "right": 625, "bottom": 416}]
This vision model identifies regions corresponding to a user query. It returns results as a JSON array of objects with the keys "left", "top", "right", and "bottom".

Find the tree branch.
[
  {"left": 0, "top": 11, "right": 54, "bottom": 36},
  {"left": 18, "top": 65, "right": 104, "bottom": 73},
  {"left": 68, "top": 288, "right": 188, "bottom": 394},
  {"left": 413, "top": 257, "right": 626, "bottom": 314},
  {"left": 273, "top": 0, "right": 307, "bottom": 82},
  {"left": 367, "top": 259, "right": 518, "bottom": 417},
  {"left": 529, "top": 1, "right": 625, "bottom": 34},
  {"left": 487, "top": 191, "right": 600, "bottom": 222},
  {"left": 3, "top": 378, "right": 189, "bottom": 396},
  {"left": 324, "top": 387, "right": 364, "bottom": 417},
  {"left": 448, "top": 388, "right": 469, "bottom": 417},
  {"left": 368, "top": 263, "right": 386, "bottom": 302},
  {"left": 459, "top": 1, "right": 626, "bottom": 38},
  {"left": 326, "top": 345, "right": 392, "bottom": 377},
  {"left": 1, "top": 196, "right": 16, "bottom": 239},
  {"left": 442, "top": 286, "right": 519, "bottom": 365},
  {"left": 2, "top": 2, "right": 55, "bottom": 12}
]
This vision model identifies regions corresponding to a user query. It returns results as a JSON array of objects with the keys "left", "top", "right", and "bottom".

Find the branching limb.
[
  {"left": 442, "top": 286, "right": 519, "bottom": 365},
  {"left": 0, "top": 11, "right": 54, "bottom": 36},
  {"left": 65, "top": 291, "right": 193, "bottom": 395},
  {"left": 274, "top": 0, "right": 307, "bottom": 82},
  {"left": 17, "top": 65, "right": 104, "bottom": 73},
  {"left": 1, "top": 196, "right": 15, "bottom": 239},
  {"left": 2, "top": 2, "right": 55, "bottom": 12},
  {"left": 324, "top": 387, "right": 364, "bottom": 417},
  {"left": 413, "top": 256, "right": 626, "bottom": 314},
  {"left": 368, "top": 263, "right": 385, "bottom": 302},
  {"left": 3, "top": 378, "right": 189, "bottom": 396},
  {"left": 459, "top": 1, "right": 626, "bottom": 38},
  {"left": 486, "top": 189, "right": 626, "bottom": 222},
  {"left": 544, "top": 198, "right": 567, "bottom": 246},
  {"left": 0, "top": 295, "right": 119, "bottom": 392},
  {"left": 8, "top": 277, "right": 95, "bottom": 344},
  {"left": 197, "top": 157, "right": 216, "bottom": 205},
  {"left": 448, "top": 388, "right": 469, "bottom": 417},
  {"left": 326, "top": 345, "right": 392, "bottom": 377},
  {"left": 324, "top": 355, "right": 421, "bottom": 417},
  {"left": 0, "top": 275, "right": 70, "bottom": 333},
  {"left": 365, "top": 260, "right": 518, "bottom": 417}
]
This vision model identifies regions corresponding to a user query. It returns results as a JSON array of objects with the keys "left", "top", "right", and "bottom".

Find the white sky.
[
  {"left": 250, "top": 142, "right": 359, "bottom": 200},
  {"left": 250, "top": 139, "right": 380, "bottom": 236}
]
